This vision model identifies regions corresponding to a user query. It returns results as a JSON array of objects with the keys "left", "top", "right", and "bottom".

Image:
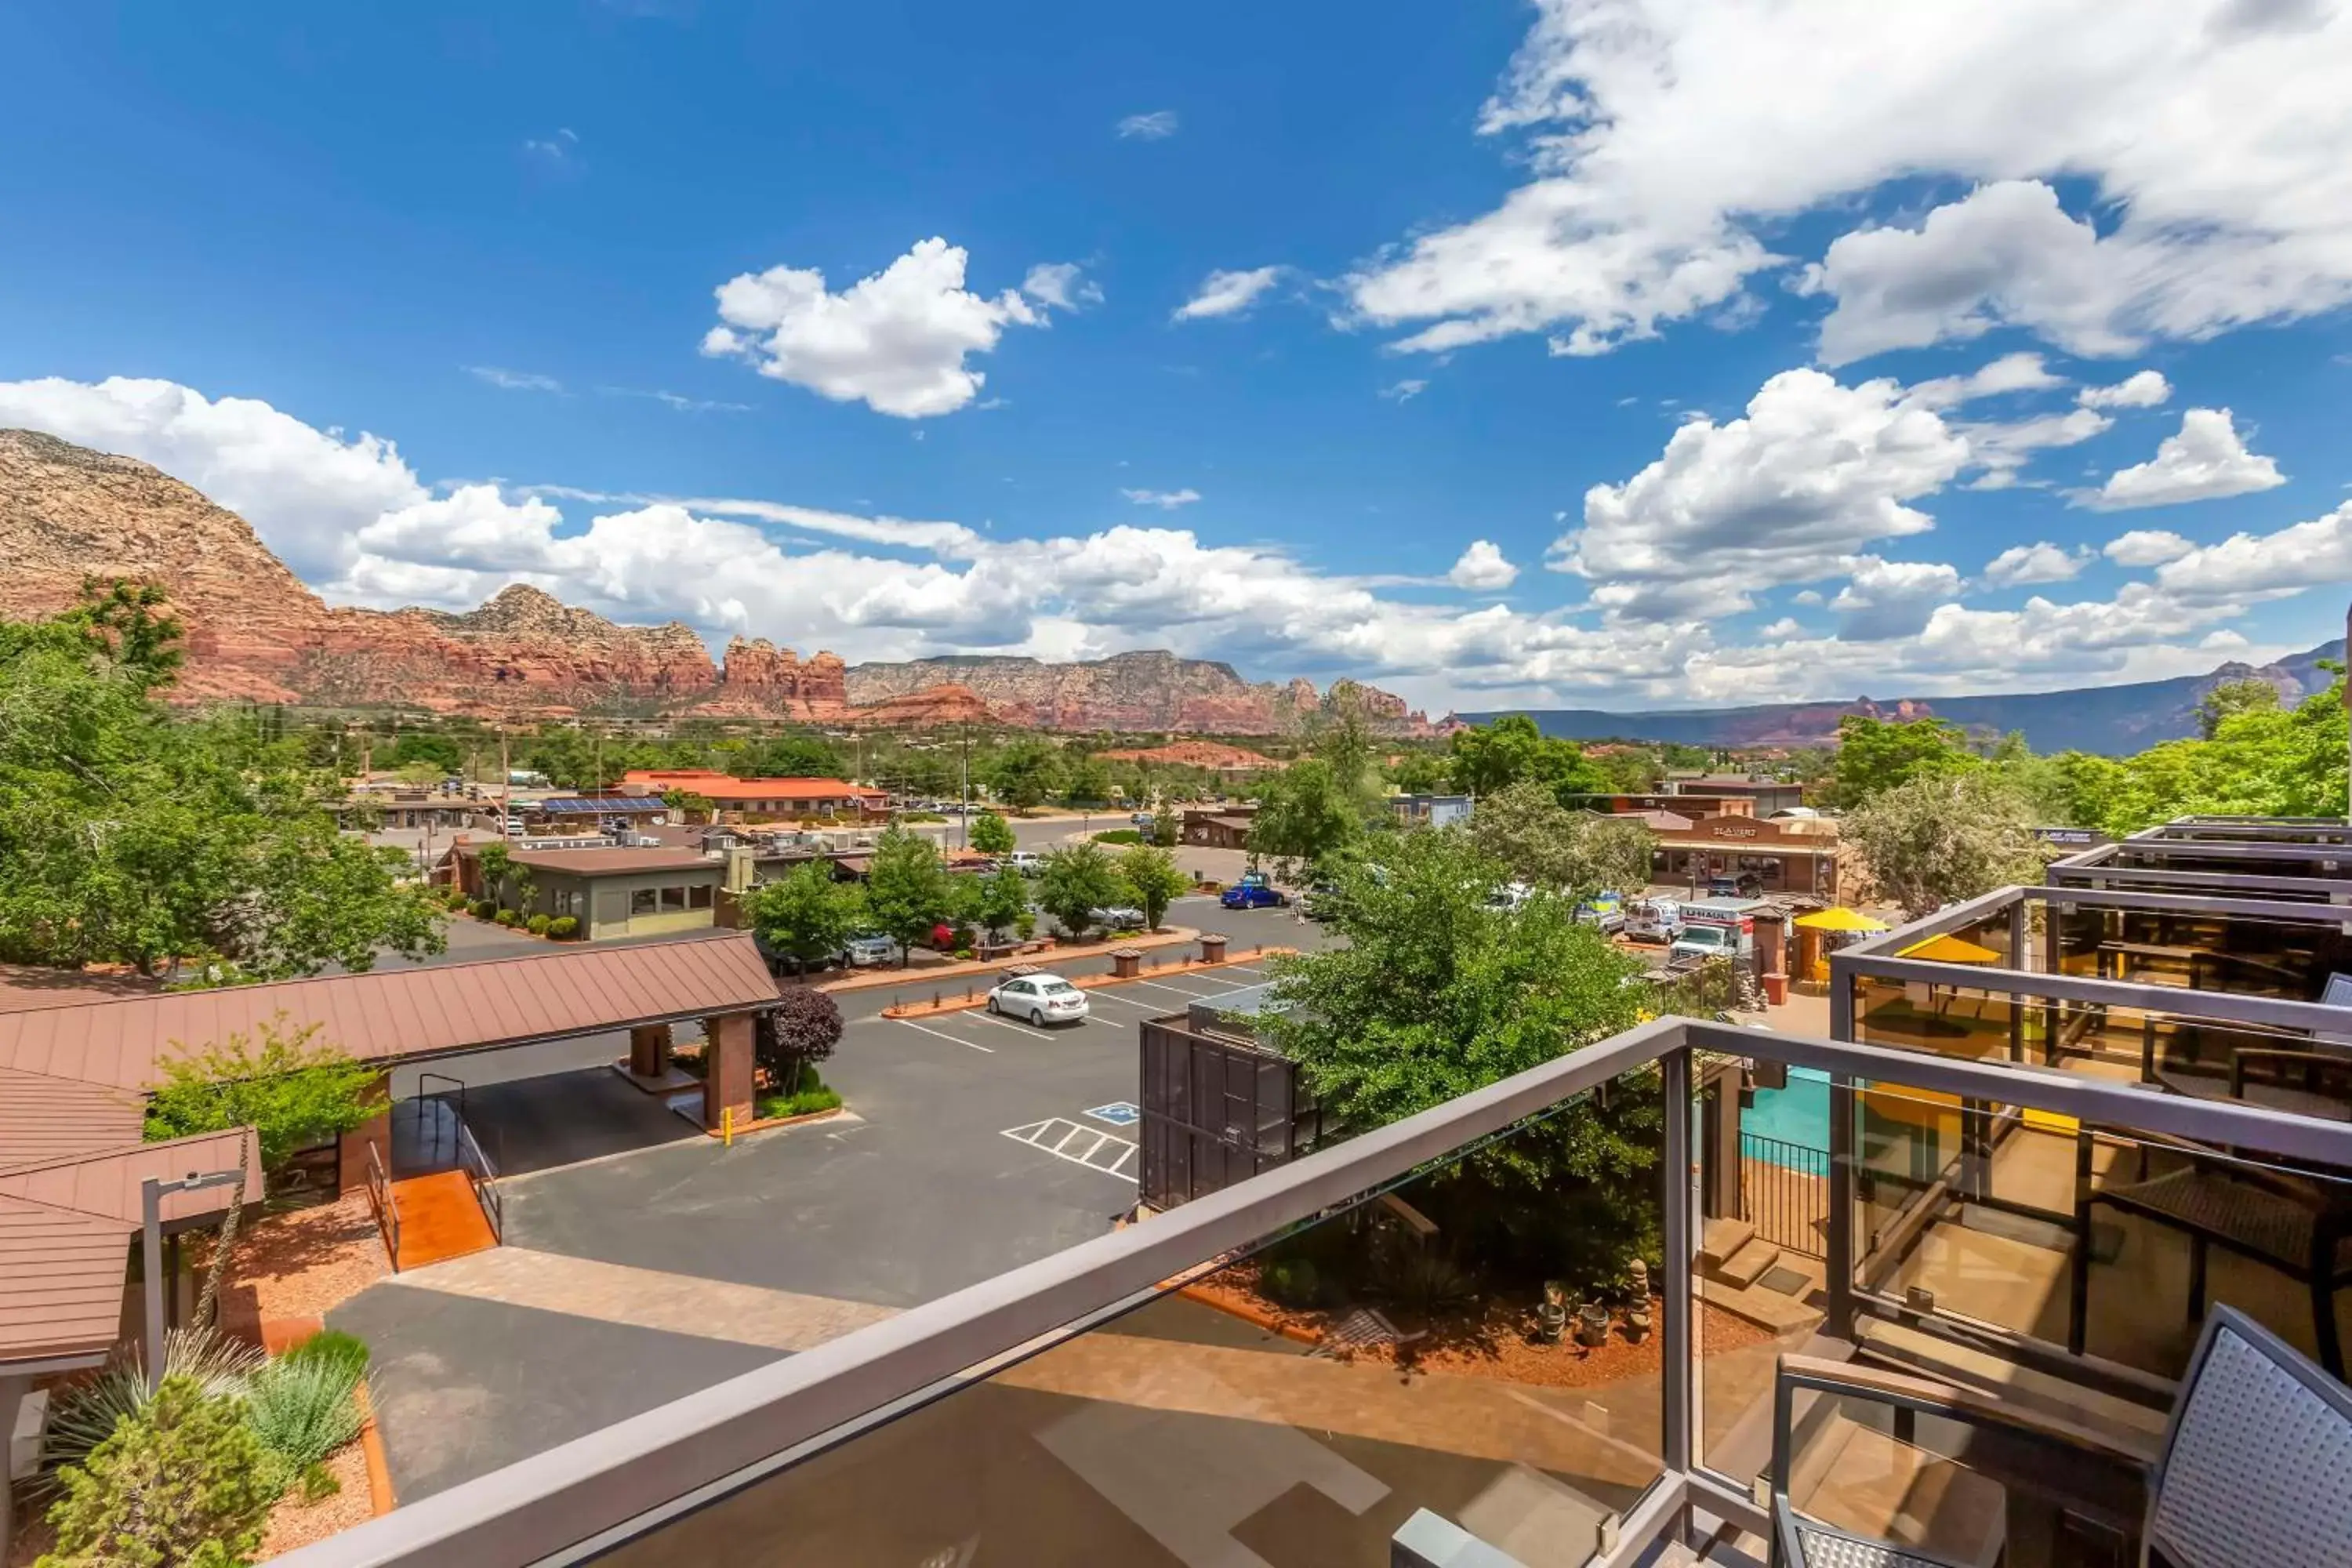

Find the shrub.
[
  {"left": 525, "top": 913, "right": 551, "bottom": 935},
  {"left": 245, "top": 1353, "right": 368, "bottom": 1472},
  {"left": 754, "top": 989, "right": 841, "bottom": 1096},
  {"left": 40, "top": 1374, "right": 278, "bottom": 1568},
  {"left": 280, "top": 1329, "right": 368, "bottom": 1381},
  {"left": 40, "top": 1327, "right": 264, "bottom": 1482},
  {"left": 756, "top": 1072, "right": 842, "bottom": 1121},
  {"left": 1014, "top": 909, "right": 1036, "bottom": 941},
  {"left": 952, "top": 947, "right": 976, "bottom": 960},
  {"left": 1259, "top": 1257, "right": 1323, "bottom": 1309},
  {"left": 469, "top": 898, "right": 495, "bottom": 920},
  {"left": 493, "top": 908, "right": 520, "bottom": 927},
  {"left": 547, "top": 916, "right": 579, "bottom": 938},
  {"left": 1093, "top": 828, "right": 1142, "bottom": 845}
]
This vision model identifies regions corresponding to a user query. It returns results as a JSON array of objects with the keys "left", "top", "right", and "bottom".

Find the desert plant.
[
  {"left": 40, "top": 1327, "right": 265, "bottom": 1483},
  {"left": 279, "top": 1329, "right": 368, "bottom": 1381},
  {"left": 39, "top": 1375, "right": 279, "bottom": 1568},
  {"left": 547, "top": 915, "right": 579, "bottom": 938},
  {"left": 245, "top": 1353, "right": 367, "bottom": 1472},
  {"left": 1259, "top": 1257, "right": 1323, "bottom": 1309}
]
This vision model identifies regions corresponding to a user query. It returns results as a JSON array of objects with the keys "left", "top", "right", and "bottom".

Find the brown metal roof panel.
[
  {"left": 0, "top": 1130, "right": 260, "bottom": 1226},
  {"left": 0, "top": 1069, "right": 146, "bottom": 1171}
]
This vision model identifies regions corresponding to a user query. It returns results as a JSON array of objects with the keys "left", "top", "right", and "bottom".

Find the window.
[
  {"left": 660, "top": 885, "right": 687, "bottom": 912},
  {"left": 630, "top": 887, "right": 658, "bottom": 916},
  {"left": 688, "top": 883, "right": 714, "bottom": 909}
]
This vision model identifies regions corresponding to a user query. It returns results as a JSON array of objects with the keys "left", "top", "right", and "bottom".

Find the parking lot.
[{"left": 334, "top": 898, "right": 1320, "bottom": 1501}]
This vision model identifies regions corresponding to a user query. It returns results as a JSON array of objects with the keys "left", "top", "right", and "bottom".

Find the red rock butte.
[{"left": 0, "top": 427, "right": 1430, "bottom": 735}]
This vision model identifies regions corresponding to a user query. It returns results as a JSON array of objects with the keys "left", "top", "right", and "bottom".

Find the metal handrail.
[
  {"left": 364, "top": 1140, "right": 400, "bottom": 1273},
  {"left": 270, "top": 1018, "right": 2352, "bottom": 1568},
  {"left": 456, "top": 1118, "right": 503, "bottom": 1243}
]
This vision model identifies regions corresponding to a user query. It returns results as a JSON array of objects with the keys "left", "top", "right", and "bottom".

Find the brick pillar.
[
  {"left": 702, "top": 1013, "right": 756, "bottom": 1133},
  {"left": 629, "top": 1023, "right": 673, "bottom": 1079}
]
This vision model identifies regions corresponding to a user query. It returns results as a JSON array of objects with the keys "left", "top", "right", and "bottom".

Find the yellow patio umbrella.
[
  {"left": 1794, "top": 907, "right": 1889, "bottom": 933},
  {"left": 1899, "top": 933, "right": 2002, "bottom": 964}
]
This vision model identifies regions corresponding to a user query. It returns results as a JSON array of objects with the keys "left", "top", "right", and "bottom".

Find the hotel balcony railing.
[
  {"left": 272, "top": 1014, "right": 2352, "bottom": 1568},
  {"left": 2049, "top": 837, "right": 2352, "bottom": 903}
]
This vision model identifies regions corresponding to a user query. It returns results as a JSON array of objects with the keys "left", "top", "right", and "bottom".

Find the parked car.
[
  {"left": 986, "top": 973, "right": 1091, "bottom": 1025},
  {"left": 843, "top": 934, "right": 905, "bottom": 967},
  {"left": 1130, "top": 811, "right": 1154, "bottom": 827},
  {"left": 1007, "top": 850, "right": 1044, "bottom": 875},
  {"left": 1484, "top": 880, "right": 1534, "bottom": 913},
  {"left": 1667, "top": 920, "right": 1744, "bottom": 966},
  {"left": 1221, "top": 881, "right": 1289, "bottom": 910},
  {"left": 1575, "top": 895, "right": 1627, "bottom": 936},
  {"left": 751, "top": 932, "right": 843, "bottom": 977},
  {"left": 1302, "top": 881, "right": 1346, "bottom": 920},
  {"left": 1624, "top": 897, "right": 1686, "bottom": 944}
]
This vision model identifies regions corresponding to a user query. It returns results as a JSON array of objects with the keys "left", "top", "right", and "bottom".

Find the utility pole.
[
  {"left": 499, "top": 726, "right": 512, "bottom": 834},
  {"left": 958, "top": 723, "right": 972, "bottom": 851}
]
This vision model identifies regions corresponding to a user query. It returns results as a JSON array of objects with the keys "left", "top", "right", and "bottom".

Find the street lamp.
[{"left": 143, "top": 1170, "right": 245, "bottom": 1392}]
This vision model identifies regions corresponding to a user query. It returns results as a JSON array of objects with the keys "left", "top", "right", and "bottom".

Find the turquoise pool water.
[{"left": 1744, "top": 1066, "right": 1830, "bottom": 1162}]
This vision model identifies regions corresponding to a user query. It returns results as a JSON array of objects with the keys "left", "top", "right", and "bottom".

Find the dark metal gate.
[{"left": 1138, "top": 1019, "right": 1323, "bottom": 1210}]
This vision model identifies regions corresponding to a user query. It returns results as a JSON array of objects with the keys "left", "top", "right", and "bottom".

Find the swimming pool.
[{"left": 1744, "top": 1066, "right": 1830, "bottom": 1163}]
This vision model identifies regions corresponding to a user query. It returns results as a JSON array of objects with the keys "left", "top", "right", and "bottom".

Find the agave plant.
[
  {"left": 38, "top": 1324, "right": 267, "bottom": 1483},
  {"left": 245, "top": 1352, "right": 368, "bottom": 1472}
]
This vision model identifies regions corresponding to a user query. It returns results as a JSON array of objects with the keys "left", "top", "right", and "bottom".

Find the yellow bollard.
[{"left": 723, "top": 1106, "right": 734, "bottom": 1147}]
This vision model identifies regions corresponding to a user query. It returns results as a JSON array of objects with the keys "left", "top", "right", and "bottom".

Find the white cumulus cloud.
[
  {"left": 701, "top": 238, "right": 1044, "bottom": 418},
  {"left": 1554, "top": 368, "right": 1969, "bottom": 620},
  {"left": 2154, "top": 500, "right": 2352, "bottom": 601},
  {"left": 1173, "top": 266, "right": 1286, "bottom": 322},
  {"left": 1020, "top": 262, "right": 1102, "bottom": 312},
  {"left": 1347, "top": 2, "right": 2352, "bottom": 363},
  {"left": 2103, "top": 528, "right": 2196, "bottom": 567},
  {"left": 1448, "top": 540, "right": 1520, "bottom": 591},
  {"left": 1830, "top": 557, "right": 1964, "bottom": 641},
  {"left": 1981, "top": 540, "right": 2091, "bottom": 588},
  {"left": 2078, "top": 369, "right": 2172, "bottom": 409},
  {"left": 2085, "top": 407, "right": 2286, "bottom": 510}
]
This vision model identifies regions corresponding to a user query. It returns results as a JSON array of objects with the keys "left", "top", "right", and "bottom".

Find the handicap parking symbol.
[{"left": 1085, "top": 1102, "right": 1141, "bottom": 1127}]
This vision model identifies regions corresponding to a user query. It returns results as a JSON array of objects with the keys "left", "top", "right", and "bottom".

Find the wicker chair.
[{"left": 1769, "top": 1307, "right": 2352, "bottom": 1567}]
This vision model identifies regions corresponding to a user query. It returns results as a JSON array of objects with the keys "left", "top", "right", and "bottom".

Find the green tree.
[
  {"left": 0, "top": 598, "right": 444, "bottom": 982},
  {"left": 742, "top": 734, "right": 846, "bottom": 777},
  {"left": 1036, "top": 842, "right": 1129, "bottom": 939},
  {"left": 967, "top": 810, "right": 1017, "bottom": 855},
  {"left": 1246, "top": 758, "right": 1362, "bottom": 874},
  {"left": 143, "top": 1015, "right": 380, "bottom": 1178},
  {"left": 755, "top": 989, "right": 841, "bottom": 1095},
  {"left": 983, "top": 739, "right": 1065, "bottom": 810},
  {"left": 1388, "top": 750, "right": 1453, "bottom": 794},
  {"left": 1061, "top": 754, "right": 1112, "bottom": 807},
  {"left": 1831, "top": 715, "right": 1980, "bottom": 806},
  {"left": 1307, "top": 686, "right": 1383, "bottom": 806},
  {"left": 1843, "top": 771, "right": 2051, "bottom": 918},
  {"left": 387, "top": 731, "right": 463, "bottom": 774},
  {"left": 1468, "top": 782, "right": 1655, "bottom": 898},
  {"left": 1445, "top": 714, "right": 1607, "bottom": 803},
  {"left": 1116, "top": 844, "right": 1189, "bottom": 931},
  {"left": 38, "top": 1374, "right": 279, "bottom": 1568},
  {"left": 1254, "top": 827, "right": 1659, "bottom": 1289},
  {"left": 862, "top": 825, "right": 952, "bottom": 964},
  {"left": 1148, "top": 808, "right": 1181, "bottom": 848},
  {"left": 973, "top": 865, "right": 1032, "bottom": 942},
  {"left": 472, "top": 840, "right": 514, "bottom": 909},
  {"left": 2197, "top": 677, "right": 2281, "bottom": 739},
  {"left": 746, "top": 861, "right": 867, "bottom": 972}
]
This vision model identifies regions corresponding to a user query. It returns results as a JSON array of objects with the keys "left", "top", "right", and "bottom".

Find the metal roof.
[
  {"left": 536, "top": 797, "right": 670, "bottom": 815},
  {"left": 0, "top": 932, "right": 781, "bottom": 1092},
  {"left": 0, "top": 1193, "right": 136, "bottom": 1362},
  {"left": 0, "top": 1128, "right": 263, "bottom": 1227},
  {"left": 0, "top": 1066, "right": 144, "bottom": 1167},
  {"left": 507, "top": 846, "right": 720, "bottom": 875}
]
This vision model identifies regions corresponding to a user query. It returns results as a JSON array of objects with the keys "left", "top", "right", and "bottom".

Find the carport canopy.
[{"left": 0, "top": 931, "right": 782, "bottom": 1093}]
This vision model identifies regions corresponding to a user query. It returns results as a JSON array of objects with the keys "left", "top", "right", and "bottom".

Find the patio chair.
[
  {"left": 1769, "top": 1306, "right": 2352, "bottom": 1568},
  {"left": 2068, "top": 1127, "right": 2350, "bottom": 1378},
  {"left": 2140, "top": 1031, "right": 2352, "bottom": 1123}
]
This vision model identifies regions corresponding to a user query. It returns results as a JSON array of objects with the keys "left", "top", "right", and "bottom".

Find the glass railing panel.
[
  {"left": 1690, "top": 1050, "right": 1833, "bottom": 1491},
  {"left": 590, "top": 1065, "right": 1672, "bottom": 1567},
  {"left": 1843, "top": 1073, "right": 2352, "bottom": 1387},
  {"left": 2053, "top": 905, "right": 2344, "bottom": 1000},
  {"left": 1849, "top": 975, "right": 2027, "bottom": 1064}
]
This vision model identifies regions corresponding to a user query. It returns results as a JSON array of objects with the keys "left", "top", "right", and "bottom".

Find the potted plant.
[
  {"left": 1536, "top": 1280, "right": 1569, "bottom": 1345},
  {"left": 1574, "top": 1301, "right": 1612, "bottom": 1347}
]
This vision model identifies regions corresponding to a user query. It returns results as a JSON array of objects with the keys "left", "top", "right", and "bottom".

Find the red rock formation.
[{"left": 1097, "top": 740, "right": 1286, "bottom": 771}]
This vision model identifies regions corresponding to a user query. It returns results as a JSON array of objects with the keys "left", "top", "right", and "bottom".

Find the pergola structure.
[{"left": 0, "top": 933, "right": 781, "bottom": 1553}]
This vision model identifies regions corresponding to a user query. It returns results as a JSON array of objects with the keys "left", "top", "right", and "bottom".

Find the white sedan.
[{"left": 986, "top": 973, "right": 1091, "bottom": 1026}]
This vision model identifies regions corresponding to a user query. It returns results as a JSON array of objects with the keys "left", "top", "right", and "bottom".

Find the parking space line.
[
  {"left": 968, "top": 1011, "right": 1042, "bottom": 1035},
  {"left": 1001, "top": 1117, "right": 1138, "bottom": 1181},
  {"left": 1083, "top": 989, "right": 1162, "bottom": 1009},
  {"left": 1217, "top": 964, "right": 1265, "bottom": 976},
  {"left": 1080, "top": 1015, "right": 1125, "bottom": 1029},
  {"left": 1127, "top": 978, "right": 1232, "bottom": 996},
  {"left": 894, "top": 1018, "right": 995, "bottom": 1054}
]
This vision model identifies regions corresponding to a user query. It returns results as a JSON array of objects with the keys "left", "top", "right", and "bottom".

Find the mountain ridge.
[{"left": 1466, "top": 643, "right": 2345, "bottom": 755}]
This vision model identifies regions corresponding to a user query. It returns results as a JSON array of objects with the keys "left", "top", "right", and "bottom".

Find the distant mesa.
[{"left": 0, "top": 427, "right": 1429, "bottom": 734}]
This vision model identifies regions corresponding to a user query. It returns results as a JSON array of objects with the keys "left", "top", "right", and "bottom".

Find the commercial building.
[
  {"left": 620, "top": 770, "right": 887, "bottom": 820},
  {"left": 1659, "top": 774, "right": 1808, "bottom": 817},
  {"left": 1388, "top": 792, "right": 1473, "bottom": 828},
  {"left": 1648, "top": 812, "right": 1844, "bottom": 899},
  {"left": 445, "top": 840, "right": 727, "bottom": 940},
  {"left": 1180, "top": 803, "right": 1259, "bottom": 850}
]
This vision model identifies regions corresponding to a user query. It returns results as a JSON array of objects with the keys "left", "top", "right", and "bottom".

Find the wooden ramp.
[{"left": 389, "top": 1170, "right": 497, "bottom": 1271}]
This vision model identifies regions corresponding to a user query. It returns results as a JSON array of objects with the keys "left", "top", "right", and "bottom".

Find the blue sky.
[{"left": 3, "top": 1, "right": 2350, "bottom": 717}]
